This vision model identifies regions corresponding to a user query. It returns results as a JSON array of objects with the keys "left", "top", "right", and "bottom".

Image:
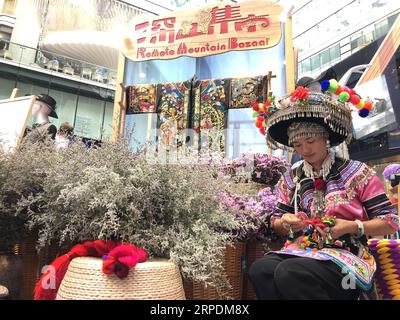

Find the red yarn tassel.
[
  {"left": 33, "top": 240, "right": 138, "bottom": 300},
  {"left": 34, "top": 253, "right": 72, "bottom": 300}
]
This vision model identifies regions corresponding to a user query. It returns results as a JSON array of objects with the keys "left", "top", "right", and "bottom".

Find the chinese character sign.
[{"left": 123, "top": 0, "right": 283, "bottom": 62}]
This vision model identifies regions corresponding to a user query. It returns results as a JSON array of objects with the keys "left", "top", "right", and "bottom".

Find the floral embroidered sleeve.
[
  {"left": 356, "top": 164, "right": 399, "bottom": 230},
  {"left": 271, "top": 170, "right": 296, "bottom": 227}
]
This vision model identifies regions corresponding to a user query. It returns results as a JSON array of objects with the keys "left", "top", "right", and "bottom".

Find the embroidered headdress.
[
  {"left": 253, "top": 70, "right": 374, "bottom": 150},
  {"left": 266, "top": 86, "right": 353, "bottom": 150}
]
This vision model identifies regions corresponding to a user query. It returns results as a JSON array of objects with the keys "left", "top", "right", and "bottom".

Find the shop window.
[
  {"left": 329, "top": 44, "right": 340, "bottom": 61},
  {"left": 350, "top": 31, "right": 374, "bottom": 53},
  {"left": 74, "top": 96, "right": 104, "bottom": 140},
  {"left": 125, "top": 113, "right": 158, "bottom": 151},
  {"left": 375, "top": 19, "right": 389, "bottom": 39},
  {"left": 226, "top": 109, "right": 268, "bottom": 159},
  {"left": 301, "top": 59, "right": 311, "bottom": 74},
  {"left": 102, "top": 101, "right": 114, "bottom": 141},
  {"left": 388, "top": 13, "right": 399, "bottom": 28},
  {"left": 0, "top": 76, "right": 15, "bottom": 99},
  {"left": 320, "top": 49, "right": 331, "bottom": 66},
  {"left": 364, "top": 31, "right": 374, "bottom": 44},
  {"left": 0, "top": 35, "right": 10, "bottom": 59},
  {"left": 47, "top": 90, "right": 78, "bottom": 130},
  {"left": 310, "top": 55, "right": 320, "bottom": 71}
]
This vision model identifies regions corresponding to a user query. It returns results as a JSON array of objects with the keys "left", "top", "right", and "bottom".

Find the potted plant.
[{"left": 1, "top": 141, "right": 247, "bottom": 299}]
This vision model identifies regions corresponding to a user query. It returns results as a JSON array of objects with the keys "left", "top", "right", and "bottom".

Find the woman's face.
[{"left": 293, "top": 136, "right": 328, "bottom": 166}]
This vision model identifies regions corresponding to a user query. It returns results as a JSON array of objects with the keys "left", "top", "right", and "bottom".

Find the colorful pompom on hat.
[
  {"left": 256, "top": 75, "right": 374, "bottom": 150},
  {"left": 266, "top": 89, "right": 353, "bottom": 149}
]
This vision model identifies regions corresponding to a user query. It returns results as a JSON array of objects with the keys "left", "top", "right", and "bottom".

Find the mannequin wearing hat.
[
  {"left": 23, "top": 94, "right": 58, "bottom": 143},
  {"left": 249, "top": 76, "right": 399, "bottom": 300}
]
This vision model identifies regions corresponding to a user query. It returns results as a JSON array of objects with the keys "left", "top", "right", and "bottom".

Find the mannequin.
[{"left": 24, "top": 94, "right": 58, "bottom": 143}]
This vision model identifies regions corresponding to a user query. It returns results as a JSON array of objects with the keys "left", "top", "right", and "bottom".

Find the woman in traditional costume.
[{"left": 249, "top": 78, "right": 399, "bottom": 299}]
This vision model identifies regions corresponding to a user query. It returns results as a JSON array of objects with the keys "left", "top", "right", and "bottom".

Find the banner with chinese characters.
[{"left": 123, "top": 0, "right": 283, "bottom": 62}]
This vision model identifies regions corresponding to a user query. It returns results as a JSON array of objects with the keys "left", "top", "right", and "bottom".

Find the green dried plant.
[{"left": 0, "top": 140, "right": 245, "bottom": 293}]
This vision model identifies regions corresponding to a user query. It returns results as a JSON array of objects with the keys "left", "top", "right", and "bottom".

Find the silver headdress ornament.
[
  {"left": 264, "top": 88, "right": 353, "bottom": 151},
  {"left": 287, "top": 122, "right": 329, "bottom": 146}
]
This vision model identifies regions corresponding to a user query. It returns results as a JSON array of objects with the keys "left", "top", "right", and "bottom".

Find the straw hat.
[{"left": 56, "top": 257, "right": 186, "bottom": 300}]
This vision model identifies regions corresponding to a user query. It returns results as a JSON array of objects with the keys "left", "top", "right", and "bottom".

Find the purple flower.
[
  {"left": 383, "top": 164, "right": 400, "bottom": 180},
  {"left": 218, "top": 186, "right": 278, "bottom": 241},
  {"left": 222, "top": 153, "right": 288, "bottom": 186}
]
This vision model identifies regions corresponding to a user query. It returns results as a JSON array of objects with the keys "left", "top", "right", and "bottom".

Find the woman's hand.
[
  {"left": 281, "top": 213, "right": 307, "bottom": 232},
  {"left": 316, "top": 218, "right": 356, "bottom": 240}
]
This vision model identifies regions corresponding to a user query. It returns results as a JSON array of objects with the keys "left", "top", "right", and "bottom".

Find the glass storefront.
[{"left": 0, "top": 58, "right": 114, "bottom": 141}]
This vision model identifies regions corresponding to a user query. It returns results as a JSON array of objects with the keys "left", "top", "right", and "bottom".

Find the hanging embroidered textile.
[
  {"left": 230, "top": 76, "right": 266, "bottom": 109},
  {"left": 192, "top": 79, "right": 229, "bottom": 151},
  {"left": 126, "top": 84, "right": 157, "bottom": 114},
  {"left": 157, "top": 81, "right": 191, "bottom": 150}
]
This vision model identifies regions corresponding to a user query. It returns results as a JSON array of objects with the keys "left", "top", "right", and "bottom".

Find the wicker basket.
[
  {"left": 242, "top": 239, "right": 282, "bottom": 300},
  {"left": 56, "top": 257, "right": 186, "bottom": 300},
  {"left": 242, "top": 239, "right": 265, "bottom": 300},
  {"left": 0, "top": 250, "right": 22, "bottom": 300},
  {"left": 183, "top": 241, "right": 246, "bottom": 300}
]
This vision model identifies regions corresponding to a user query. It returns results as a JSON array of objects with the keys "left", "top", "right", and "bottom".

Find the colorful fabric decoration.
[
  {"left": 278, "top": 212, "right": 375, "bottom": 290},
  {"left": 126, "top": 84, "right": 157, "bottom": 114},
  {"left": 320, "top": 79, "right": 374, "bottom": 118},
  {"left": 274, "top": 247, "right": 376, "bottom": 290},
  {"left": 192, "top": 79, "right": 228, "bottom": 150},
  {"left": 34, "top": 240, "right": 148, "bottom": 300},
  {"left": 369, "top": 239, "right": 400, "bottom": 299},
  {"left": 230, "top": 76, "right": 265, "bottom": 109},
  {"left": 283, "top": 215, "right": 347, "bottom": 252},
  {"left": 157, "top": 81, "right": 191, "bottom": 149}
]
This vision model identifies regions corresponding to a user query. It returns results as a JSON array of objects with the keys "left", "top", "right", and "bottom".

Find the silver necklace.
[{"left": 302, "top": 152, "right": 335, "bottom": 180}]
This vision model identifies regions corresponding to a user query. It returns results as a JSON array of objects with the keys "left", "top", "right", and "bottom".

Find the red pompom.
[
  {"left": 257, "top": 115, "right": 264, "bottom": 122},
  {"left": 313, "top": 178, "right": 326, "bottom": 190},
  {"left": 259, "top": 127, "right": 266, "bottom": 135},
  {"left": 255, "top": 120, "right": 263, "bottom": 128},
  {"left": 252, "top": 102, "right": 259, "bottom": 111},
  {"left": 349, "top": 94, "right": 360, "bottom": 105},
  {"left": 290, "top": 86, "right": 309, "bottom": 102}
]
